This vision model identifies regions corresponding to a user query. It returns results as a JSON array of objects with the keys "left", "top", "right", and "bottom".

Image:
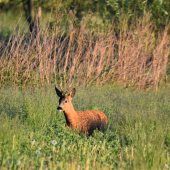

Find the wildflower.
[
  {"left": 35, "top": 150, "right": 41, "bottom": 154},
  {"left": 31, "top": 141, "right": 35, "bottom": 145},
  {"left": 17, "top": 160, "right": 21, "bottom": 165},
  {"left": 77, "top": 165, "right": 80, "bottom": 169},
  {"left": 52, "top": 140, "right": 57, "bottom": 145},
  {"left": 164, "top": 164, "right": 169, "bottom": 169}
]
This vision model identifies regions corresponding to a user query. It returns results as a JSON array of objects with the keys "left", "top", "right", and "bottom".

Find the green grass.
[{"left": 1, "top": 85, "right": 170, "bottom": 169}]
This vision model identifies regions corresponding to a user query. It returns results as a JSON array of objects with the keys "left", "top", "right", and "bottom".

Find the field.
[
  {"left": 0, "top": 85, "right": 170, "bottom": 169},
  {"left": 1, "top": 1, "right": 170, "bottom": 169}
]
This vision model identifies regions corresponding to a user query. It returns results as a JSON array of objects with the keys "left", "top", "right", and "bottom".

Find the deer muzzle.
[{"left": 57, "top": 106, "right": 63, "bottom": 111}]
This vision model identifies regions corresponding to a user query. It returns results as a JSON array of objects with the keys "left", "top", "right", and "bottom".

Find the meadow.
[
  {"left": 1, "top": 2, "right": 170, "bottom": 169},
  {"left": 0, "top": 85, "right": 170, "bottom": 169}
]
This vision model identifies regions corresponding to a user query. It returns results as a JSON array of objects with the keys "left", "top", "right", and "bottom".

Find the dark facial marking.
[{"left": 57, "top": 106, "right": 62, "bottom": 111}]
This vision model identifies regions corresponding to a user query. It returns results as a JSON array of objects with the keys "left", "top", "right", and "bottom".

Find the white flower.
[
  {"left": 52, "top": 140, "right": 57, "bottom": 145},
  {"left": 35, "top": 150, "right": 41, "bottom": 154},
  {"left": 164, "top": 164, "right": 169, "bottom": 169},
  {"left": 77, "top": 165, "right": 80, "bottom": 169},
  {"left": 17, "top": 160, "right": 21, "bottom": 165},
  {"left": 31, "top": 141, "right": 38, "bottom": 145}
]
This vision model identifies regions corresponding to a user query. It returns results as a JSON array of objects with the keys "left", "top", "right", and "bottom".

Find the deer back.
[{"left": 76, "top": 110, "right": 108, "bottom": 135}]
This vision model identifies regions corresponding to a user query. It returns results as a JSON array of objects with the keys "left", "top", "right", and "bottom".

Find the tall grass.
[
  {"left": 0, "top": 11, "right": 169, "bottom": 89},
  {"left": 1, "top": 85, "right": 170, "bottom": 169}
]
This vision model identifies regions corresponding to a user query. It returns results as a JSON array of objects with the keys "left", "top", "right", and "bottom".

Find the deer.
[{"left": 55, "top": 81, "right": 108, "bottom": 136}]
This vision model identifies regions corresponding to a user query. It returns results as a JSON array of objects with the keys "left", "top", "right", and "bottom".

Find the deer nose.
[{"left": 57, "top": 106, "right": 63, "bottom": 111}]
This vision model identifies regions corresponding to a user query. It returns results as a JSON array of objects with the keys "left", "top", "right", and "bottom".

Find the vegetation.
[
  {"left": 0, "top": 1, "right": 170, "bottom": 89},
  {"left": 1, "top": 0, "right": 170, "bottom": 32},
  {"left": 1, "top": 0, "right": 170, "bottom": 169},
  {"left": 1, "top": 9, "right": 170, "bottom": 90},
  {"left": 0, "top": 85, "right": 170, "bottom": 169}
]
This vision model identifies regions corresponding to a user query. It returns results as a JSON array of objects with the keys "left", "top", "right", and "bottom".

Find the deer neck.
[{"left": 63, "top": 103, "right": 78, "bottom": 128}]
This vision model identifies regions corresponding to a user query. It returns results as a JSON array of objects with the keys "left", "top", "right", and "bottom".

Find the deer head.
[{"left": 55, "top": 81, "right": 75, "bottom": 112}]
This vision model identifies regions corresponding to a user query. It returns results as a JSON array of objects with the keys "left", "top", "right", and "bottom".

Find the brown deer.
[{"left": 55, "top": 81, "right": 108, "bottom": 136}]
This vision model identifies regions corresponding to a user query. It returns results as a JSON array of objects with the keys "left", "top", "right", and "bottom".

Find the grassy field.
[
  {"left": 1, "top": 2, "right": 170, "bottom": 169},
  {"left": 0, "top": 85, "right": 170, "bottom": 169}
]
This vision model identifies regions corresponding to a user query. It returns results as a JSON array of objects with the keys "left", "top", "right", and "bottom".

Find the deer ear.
[
  {"left": 69, "top": 88, "right": 76, "bottom": 98},
  {"left": 55, "top": 87, "right": 62, "bottom": 97}
]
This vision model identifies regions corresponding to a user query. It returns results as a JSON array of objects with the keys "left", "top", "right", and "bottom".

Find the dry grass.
[{"left": 0, "top": 11, "right": 169, "bottom": 89}]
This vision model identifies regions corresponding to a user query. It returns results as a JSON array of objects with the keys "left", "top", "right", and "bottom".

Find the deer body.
[{"left": 55, "top": 83, "right": 108, "bottom": 136}]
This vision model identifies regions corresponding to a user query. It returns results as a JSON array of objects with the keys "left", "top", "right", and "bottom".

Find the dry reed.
[{"left": 0, "top": 11, "right": 169, "bottom": 89}]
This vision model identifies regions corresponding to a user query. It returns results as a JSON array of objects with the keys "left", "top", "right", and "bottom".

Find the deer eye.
[{"left": 65, "top": 100, "right": 68, "bottom": 103}]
